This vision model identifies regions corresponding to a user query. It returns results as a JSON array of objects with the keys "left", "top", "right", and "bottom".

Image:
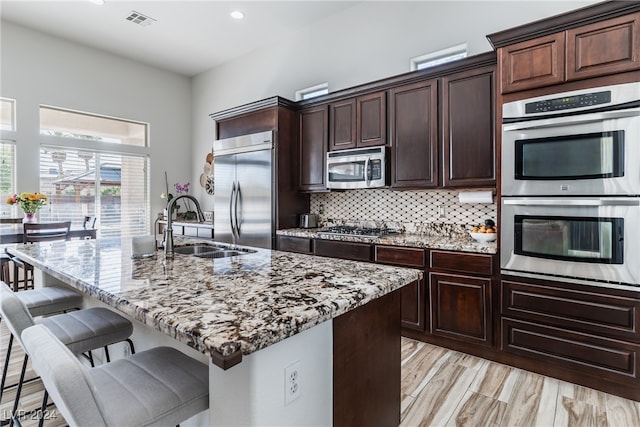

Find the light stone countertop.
[
  {"left": 276, "top": 228, "right": 498, "bottom": 254},
  {"left": 6, "top": 237, "right": 420, "bottom": 365}
]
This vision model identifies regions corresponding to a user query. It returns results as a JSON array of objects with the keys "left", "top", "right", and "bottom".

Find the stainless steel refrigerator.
[{"left": 213, "top": 131, "right": 274, "bottom": 249}]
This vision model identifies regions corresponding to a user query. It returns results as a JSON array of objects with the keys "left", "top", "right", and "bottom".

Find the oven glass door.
[
  {"left": 501, "top": 197, "right": 640, "bottom": 285},
  {"left": 515, "top": 215, "right": 623, "bottom": 264},
  {"left": 502, "top": 110, "right": 639, "bottom": 196},
  {"left": 516, "top": 131, "right": 624, "bottom": 180}
]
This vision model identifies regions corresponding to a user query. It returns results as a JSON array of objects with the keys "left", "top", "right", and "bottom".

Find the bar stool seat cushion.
[
  {"left": 22, "top": 325, "right": 209, "bottom": 427},
  {"left": 38, "top": 308, "right": 133, "bottom": 355},
  {"left": 16, "top": 286, "right": 82, "bottom": 317}
]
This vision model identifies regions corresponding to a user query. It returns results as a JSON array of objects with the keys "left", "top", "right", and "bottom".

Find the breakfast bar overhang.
[{"left": 6, "top": 237, "right": 420, "bottom": 426}]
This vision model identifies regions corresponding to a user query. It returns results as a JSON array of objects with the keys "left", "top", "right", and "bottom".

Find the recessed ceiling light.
[{"left": 230, "top": 11, "right": 245, "bottom": 20}]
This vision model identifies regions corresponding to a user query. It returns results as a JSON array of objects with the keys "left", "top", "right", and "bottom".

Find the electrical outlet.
[
  {"left": 284, "top": 361, "right": 302, "bottom": 405},
  {"left": 438, "top": 205, "right": 446, "bottom": 218}
]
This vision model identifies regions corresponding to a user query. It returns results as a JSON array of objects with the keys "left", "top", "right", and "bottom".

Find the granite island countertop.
[
  {"left": 276, "top": 228, "right": 498, "bottom": 254},
  {"left": 6, "top": 237, "right": 420, "bottom": 367}
]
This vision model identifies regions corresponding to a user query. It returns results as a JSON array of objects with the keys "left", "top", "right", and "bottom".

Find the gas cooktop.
[{"left": 318, "top": 225, "right": 399, "bottom": 238}]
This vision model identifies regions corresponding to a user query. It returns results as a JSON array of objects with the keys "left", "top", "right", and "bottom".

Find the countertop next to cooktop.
[{"left": 276, "top": 228, "right": 498, "bottom": 255}]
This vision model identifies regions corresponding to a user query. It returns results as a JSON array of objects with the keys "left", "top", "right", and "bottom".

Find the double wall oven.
[{"left": 501, "top": 82, "right": 640, "bottom": 286}]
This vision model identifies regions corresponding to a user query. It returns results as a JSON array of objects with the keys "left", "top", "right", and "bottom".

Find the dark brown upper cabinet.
[
  {"left": 496, "top": 10, "right": 640, "bottom": 94},
  {"left": 298, "top": 105, "right": 329, "bottom": 192},
  {"left": 329, "top": 91, "right": 386, "bottom": 151},
  {"left": 389, "top": 79, "right": 439, "bottom": 189},
  {"left": 442, "top": 66, "right": 496, "bottom": 188}
]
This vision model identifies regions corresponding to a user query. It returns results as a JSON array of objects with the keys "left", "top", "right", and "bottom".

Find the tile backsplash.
[{"left": 310, "top": 189, "right": 496, "bottom": 231}]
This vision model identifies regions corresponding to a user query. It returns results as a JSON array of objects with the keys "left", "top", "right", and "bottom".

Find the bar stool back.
[{"left": 23, "top": 324, "right": 209, "bottom": 427}]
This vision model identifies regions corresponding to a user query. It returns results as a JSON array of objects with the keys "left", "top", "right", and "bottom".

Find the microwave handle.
[
  {"left": 503, "top": 108, "right": 640, "bottom": 131},
  {"left": 365, "top": 157, "right": 371, "bottom": 186},
  {"left": 503, "top": 198, "right": 640, "bottom": 207}
]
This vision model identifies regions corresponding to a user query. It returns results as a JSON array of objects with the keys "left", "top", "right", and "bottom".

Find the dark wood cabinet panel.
[
  {"left": 374, "top": 245, "right": 427, "bottom": 332},
  {"left": 499, "top": 33, "right": 565, "bottom": 93},
  {"left": 430, "top": 272, "right": 493, "bottom": 346},
  {"left": 389, "top": 79, "right": 439, "bottom": 189},
  {"left": 329, "top": 99, "right": 356, "bottom": 151},
  {"left": 374, "top": 245, "right": 425, "bottom": 268},
  {"left": 430, "top": 250, "right": 493, "bottom": 276},
  {"left": 502, "top": 279, "right": 640, "bottom": 342},
  {"left": 329, "top": 92, "right": 386, "bottom": 151},
  {"left": 567, "top": 12, "right": 640, "bottom": 81},
  {"left": 442, "top": 66, "right": 496, "bottom": 187},
  {"left": 298, "top": 106, "right": 328, "bottom": 192},
  {"left": 502, "top": 317, "right": 640, "bottom": 379},
  {"left": 314, "top": 239, "right": 372, "bottom": 262},
  {"left": 276, "top": 235, "right": 313, "bottom": 254},
  {"left": 357, "top": 92, "right": 386, "bottom": 148}
]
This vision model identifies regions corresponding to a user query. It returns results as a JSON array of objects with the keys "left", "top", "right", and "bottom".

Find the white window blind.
[
  {"left": 0, "top": 140, "right": 16, "bottom": 219},
  {"left": 39, "top": 146, "right": 149, "bottom": 238}
]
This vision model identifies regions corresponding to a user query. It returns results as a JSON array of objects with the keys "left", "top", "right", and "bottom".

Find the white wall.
[
  {"left": 192, "top": 0, "right": 598, "bottom": 210},
  {"left": 0, "top": 20, "right": 192, "bottom": 220}
]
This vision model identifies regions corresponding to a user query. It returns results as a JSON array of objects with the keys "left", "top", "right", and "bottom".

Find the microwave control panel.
[
  {"left": 369, "top": 159, "right": 382, "bottom": 179},
  {"left": 525, "top": 91, "right": 611, "bottom": 114}
]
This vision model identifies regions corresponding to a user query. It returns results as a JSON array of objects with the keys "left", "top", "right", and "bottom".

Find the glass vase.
[{"left": 23, "top": 212, "right": 37, "bottom": 223}]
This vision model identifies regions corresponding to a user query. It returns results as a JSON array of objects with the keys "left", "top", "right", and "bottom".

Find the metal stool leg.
[
  {"left": 0, "top": 334, "right": 14, "bottom": 403},
  {"left": 9, "top": 354, "right": 28, "bottom": 427},
  {"left": 37, "top": 390, "right": 48, "bottom": 427}
]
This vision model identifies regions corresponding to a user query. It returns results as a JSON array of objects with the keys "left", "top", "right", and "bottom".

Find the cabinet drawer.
[
  {"left": 314, "top": 239, "right": 372, "bottom": 262},
  {"left": 374, "top": 246, "right": 425, "bottom": 268},
  {"left": 502, "top": 317, "right": 640, "bottom": 379},
  {"left": 277, "top": 236, "right": 313, "bottom": 254},
  {"left": 430, "top": 250, "right": 493, "bottom": 276},
  {"left": 502, "top": 279, "right": 640, "bottom": 342}
]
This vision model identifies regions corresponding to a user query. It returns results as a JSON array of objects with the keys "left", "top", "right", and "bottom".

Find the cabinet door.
[
  {"left": 329, "top": 99, "right": 356, "bottom": 151},
  {"left": 442, "top": 66, "right": 496, "bottom": 188},
  {"left": 430, "top": 272, "right": 492, "bottom": 346},
  {"left": 357, "top": 91, "right": 386, "bottom": 148},
  {"left": 375, "top": 245, "right": 427, "bottom": 332},
  {"left": 567, "top": 12, "right": 640, "bottom": 81},
  {"left": 276, "top": 235, "right": 313, "bottom": 254},
  {"left": 499, "top": 33, "right": 565, "bottom": 93},
  {"left": 298, "top": 106, "right": 328, "bottom": 191},
  {"left": 389, "top": 79, "right": 439, "bottom": 189}
]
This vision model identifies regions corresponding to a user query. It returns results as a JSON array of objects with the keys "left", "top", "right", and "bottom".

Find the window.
[
  {"left": 40, "top": 106, "right": 147, "bottom": 147},
  {"left": 410, "top": 43, "right": 468, "bottom": 71},
  {"left": 1, "top": 98, "right": 16, "bottom": 131},
  {"left": 39, "top": 107, "right": 150, "bottom": 238},
  {"left": 295, "top": 83, "right": 329, "bottom": 101},
  {"left": 0, "top": 140, "right": 16, "bottom": 218}
]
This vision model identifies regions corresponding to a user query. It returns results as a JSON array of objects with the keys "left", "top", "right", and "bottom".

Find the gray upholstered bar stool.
[
  {"left": 0, "top": 286, "right": 134, "bottom": 426},
  {"left": 0, "top": 282, "right": 83, "bottom": 399},
  {"left": 22, "top": 324, "right": 210, "bottom": 427}
]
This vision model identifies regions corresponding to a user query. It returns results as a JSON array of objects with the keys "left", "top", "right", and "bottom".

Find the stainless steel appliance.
[
  {"left": 299, "top": 213, "right": 318, "bottom": 229},
  {"left": 502, "top": 82, "right": 640, "bottom": 196},
  {"left": 214, "top": 131, "right": 274, "bottom": 249},
  {"left": 326, "top": 146, "right": 388, "bottom": 190},
  {"left": 501, "top": 197, "right": 640, "bottom": 285}
]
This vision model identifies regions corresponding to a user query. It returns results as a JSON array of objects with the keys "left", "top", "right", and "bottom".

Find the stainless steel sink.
[
  {"left": 174, "top": 245, "right": 222, "bottom": 255},
  {"left": 173, "top": 244, "right": 256, "bottom": 258}
]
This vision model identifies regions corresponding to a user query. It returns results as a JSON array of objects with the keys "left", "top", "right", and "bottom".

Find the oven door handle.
[
  {"left": 503, "top": 108, "right": 640, "bottom": 131},
  {"left": 503, "top": 198, "right": 640, "bottom": 207}
]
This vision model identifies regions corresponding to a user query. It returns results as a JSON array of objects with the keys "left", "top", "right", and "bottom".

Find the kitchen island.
[{"left": 6, "top": 237, "right": 421, "bottom": 426}]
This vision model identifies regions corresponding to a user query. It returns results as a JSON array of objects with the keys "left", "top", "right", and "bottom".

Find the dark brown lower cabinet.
[
  {"left": 501, "top": 276, "right": 640, "bottom": 401},
  {"left": 430, "top": 272, "right": 492, "bottom": 346},
  {"left": 275, "top": 235, "right": 313, "bottom": 254},
  {"left": 314, "top": 239, "right": 372, "bottom": 262}
]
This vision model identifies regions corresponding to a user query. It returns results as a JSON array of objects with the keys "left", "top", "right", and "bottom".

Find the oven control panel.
[{"left": 525, "top": 91, "right": 611, "bottom": 114}]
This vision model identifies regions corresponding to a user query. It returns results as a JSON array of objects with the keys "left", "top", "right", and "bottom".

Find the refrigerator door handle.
[
  {"left": 235, "top": 182, "right": 241, "bottom": 237},
  {"left": 229, "top": 182, "right": 237, "bottom": 239}
]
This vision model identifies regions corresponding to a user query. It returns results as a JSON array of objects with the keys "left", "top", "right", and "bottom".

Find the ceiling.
[{"left": 0, "top": 0, "right": 359, "bottom": 77}]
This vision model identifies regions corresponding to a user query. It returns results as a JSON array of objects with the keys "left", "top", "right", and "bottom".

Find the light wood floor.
[{"left": 2, "top": 322, "right": 640, "bottom": 426}]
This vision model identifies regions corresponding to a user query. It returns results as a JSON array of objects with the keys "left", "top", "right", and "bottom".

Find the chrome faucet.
[{"left": 163, "top": 195, "right": 206, "bottom": 258}]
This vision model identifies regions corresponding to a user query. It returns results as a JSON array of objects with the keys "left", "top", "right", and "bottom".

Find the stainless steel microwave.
[{"left": 326, "top": 146, "right": 388, "bottom": 190}]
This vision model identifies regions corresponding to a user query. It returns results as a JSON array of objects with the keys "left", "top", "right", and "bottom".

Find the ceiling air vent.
[{"left": 125, "top": 11, "right": 156, "bottom": 27}]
